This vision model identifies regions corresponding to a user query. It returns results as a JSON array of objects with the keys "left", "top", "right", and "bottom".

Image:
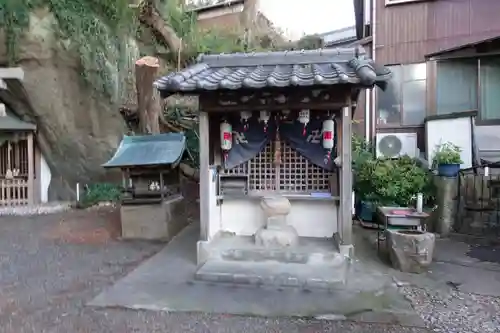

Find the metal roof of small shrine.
[
  {"left": 0, "top": 112, "right": 36, "bottom": 131},
  {"left": 102, "top": 133, "right": 186, "bottom": 168},
  {"left": 154, "top": 47, "right": 391, "bottom": 97}
]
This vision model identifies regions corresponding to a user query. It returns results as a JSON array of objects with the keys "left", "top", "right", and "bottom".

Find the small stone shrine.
[{"left": 102, "top": 133, "right": 189, "bottom": 241}]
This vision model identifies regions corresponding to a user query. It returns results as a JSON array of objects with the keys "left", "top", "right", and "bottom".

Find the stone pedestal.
[
  {"left": 386, "top": 229, "right": 435, "bottom": 274},
  {"left": 433, "top": 176, "right": 457, "bottom": 236},
  {"left": 120, "top": 194, "right": 188, "bottom": 241},
  {"left": 255, "top": 196, "right": 298, "bottom": 247}
]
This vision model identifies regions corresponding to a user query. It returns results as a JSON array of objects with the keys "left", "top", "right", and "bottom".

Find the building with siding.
[
  {"left": 318, "top": 26, "right": 357, "bottom": 48},
  {"left": 187, "top": 0, "right": 283, "bottom": 46},
  {"left": 353, "top": 0, "right": 500, "bottom": 160}
]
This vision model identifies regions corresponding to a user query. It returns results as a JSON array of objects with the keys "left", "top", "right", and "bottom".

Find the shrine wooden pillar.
[
  {"left": 339, "top": 95, "right": 353, "bottom": 257},
  {"left": 199, "top": 111, "right": 210, "bottom": 241}
]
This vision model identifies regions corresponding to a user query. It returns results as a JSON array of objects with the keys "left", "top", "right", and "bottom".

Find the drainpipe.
[
  {"left": 369, "top": 0, "right": 377, "bottom": 144},
  {"left": 365, "top": 86, "right": 371, "bottom": 142}
]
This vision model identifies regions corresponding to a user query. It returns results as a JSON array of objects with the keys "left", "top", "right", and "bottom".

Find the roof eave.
[
  {"left": 154, "top": 48, "right": 391, "bottom": 95},
  {"left": 186, "top": 0, "right": 245, "bottom": 14},
  {"left": 426, "top": 35, "right": 500, "bottom": 58}
]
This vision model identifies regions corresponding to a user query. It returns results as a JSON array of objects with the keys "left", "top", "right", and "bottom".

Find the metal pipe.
[
  {"left": 365, "top": 85, "right": 371, "bottom": 142},
  {"left": 370, "top": 0, "right": 377, "bottom": 144},
  {"left": 364, "top": 0, "right": 373, "bottom": 142}
]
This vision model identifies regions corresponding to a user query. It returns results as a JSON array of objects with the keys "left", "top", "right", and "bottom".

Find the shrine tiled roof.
[
  {"left": 102, "top": 133, "right": 186, "bottom": 168},
  {"left": 154, "top": 47, "right": 391, "bottom": 97}
]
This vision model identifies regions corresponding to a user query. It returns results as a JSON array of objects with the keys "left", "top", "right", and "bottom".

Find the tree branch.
[{"left": 138, "top": 0, "right": 184, "bottom": 55}]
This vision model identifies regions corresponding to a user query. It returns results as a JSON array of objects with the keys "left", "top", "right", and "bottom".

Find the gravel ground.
[
  {"left": 402, "top": 286, "right": 500, "bottom": 333},
  {"left": 0, "top": 201, "right": 71, "bottom": 216},
  {"left": 0, "top": 207, "right": 430, "bottom": 333}
]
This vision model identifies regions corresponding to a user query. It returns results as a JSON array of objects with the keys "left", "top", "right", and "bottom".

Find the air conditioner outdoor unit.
[{"left": 376, "top": 133, "right": 418, "bottom": 159}]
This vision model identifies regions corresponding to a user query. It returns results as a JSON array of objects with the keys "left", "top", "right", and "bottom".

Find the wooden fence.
[
  {"left": 455, "top": 163, "right": 500, "bottom": 237},
  {"left": 0, "top": 178, "right": 29, "bottom": 206}
]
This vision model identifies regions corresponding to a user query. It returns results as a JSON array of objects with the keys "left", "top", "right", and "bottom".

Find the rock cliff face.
[{"left": 0, "top": 8, "right": 140, "bottom": 200}]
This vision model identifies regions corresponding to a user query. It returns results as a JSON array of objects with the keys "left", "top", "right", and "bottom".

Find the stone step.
[
  {"left": 195, "top": 259, "right": 348, "bottom": 290},
  {"left": 220, "top": 248, "right": 342, "bottom": 265}
]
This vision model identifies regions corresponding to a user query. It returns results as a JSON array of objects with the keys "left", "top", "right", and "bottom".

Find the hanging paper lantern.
[
  {"left": 298, "top": 109, "right": 310, "bottom": 136},
  {"left": 259, "top": 110, "right": 270, "bottom": 133},
  {"left": 240, "top": 111, "right": 252, "bottom": 131},
  {"left": 220, "top": 120, "right": 232, "bottom": 163},
  {"left": 322, "top": 118, "right": 335, "bottom": 164}
]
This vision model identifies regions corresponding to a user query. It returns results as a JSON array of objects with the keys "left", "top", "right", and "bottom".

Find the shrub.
[
  {"left": 79, "top": 183, "right": 122, "bottom": 208},
  {"left": 355, "top": 155, "right": 435, "bottom": 207}
]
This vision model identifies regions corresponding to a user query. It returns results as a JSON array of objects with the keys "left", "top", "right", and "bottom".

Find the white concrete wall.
[
  {"left": 216, "top": 199, "right": 338, "bottom": 238},
  {"left": 426, "top": 116, "right": 474, "bottom": 169},
  {"left": 39, "top": 153, "right": 51, "bottom": 203}
]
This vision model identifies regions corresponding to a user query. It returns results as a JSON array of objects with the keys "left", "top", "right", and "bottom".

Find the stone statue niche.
[
  {"left": 120, "top": 165, "right": 188, "bottom": 242},
  {"left": 122, "top": 166, "right": 181, "bottom": 204}
]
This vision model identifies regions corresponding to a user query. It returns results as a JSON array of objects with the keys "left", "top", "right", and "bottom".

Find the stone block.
[
  {"left": 255, "top": 224, "right": 299, "bottom": 247},
  {"left": 386, "top": 230, "right": 435, "bottom": 274},
  {"left": 260, "top": 196, "right": 291, "bottom": 217},
  {"left": 256, "top": 196, "right": 298, "bottom": 247},
  {"left": 194, "top": 259, "right": 348, "bottom": 290},
  {"left": 120, "top": 194, "right": 188, "bottom": 241}
]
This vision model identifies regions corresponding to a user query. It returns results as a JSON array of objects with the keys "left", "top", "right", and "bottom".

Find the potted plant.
[
  {"left": 432, "top": 142, "right": 463, "bottom": 177},
  {"left": 352, "top": 135, "right": 377, "bottom": 222},
  {"left": 354, "top": 156, "right": 435, "bottom": 225}
]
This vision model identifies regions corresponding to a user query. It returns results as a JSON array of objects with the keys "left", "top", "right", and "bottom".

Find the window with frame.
[
  {"left": 376, "top": 63, "right": 427, "bottom": 127},
  {"left": 436, "top": 57, "right": 500, "bottom": 122}
]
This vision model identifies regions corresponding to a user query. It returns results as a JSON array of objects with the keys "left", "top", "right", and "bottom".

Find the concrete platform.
[
  {"left": 88, "top": 224, "right": 425, "bottom": 326},
  {"left": 202, "top": 234, "right": 342, "bottom": 264},
  {"left": 195, "top": 260, "right": 347, "bottom": 289},
  {"left": 195, "top": 234, "right": 348, "bottom": 289}
]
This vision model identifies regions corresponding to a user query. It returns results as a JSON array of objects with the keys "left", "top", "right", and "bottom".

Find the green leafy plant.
[
  {"left": 79, "top": 183, "right": 122, "bottom": 208},
  {"left": 432, "top": 142, "right": 463, "bottom": 167},
  {"left": 0, "top": 0, "right": 271, "bottom": 99},
  {"left": 352, "top": 134, "right": 374, "bottom": 173},
  {"left": 355, "top": 155, "right": 434, "bottom": 207},
  {"left": 0, "top": 0, "right": 138, "bottom": 99}
]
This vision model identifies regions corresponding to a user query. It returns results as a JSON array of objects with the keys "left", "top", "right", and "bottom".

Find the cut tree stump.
[{"left": 135, "top": 56, "right": 161, "bottom": 134}]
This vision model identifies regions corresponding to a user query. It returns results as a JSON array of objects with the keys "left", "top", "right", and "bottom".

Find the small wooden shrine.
[
  {"left": 155, "top": 47, "right": 391, "bottom": 273},
  {"left": 103, "top": 133, "right": 188, "bottom": 241},
  {"left": 0, "top": 105, "right": 36, "bottom": 206}
]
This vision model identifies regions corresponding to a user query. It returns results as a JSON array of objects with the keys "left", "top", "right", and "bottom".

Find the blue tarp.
[{"left": 102, "top": 133, "right": 186, "bottom": 168}]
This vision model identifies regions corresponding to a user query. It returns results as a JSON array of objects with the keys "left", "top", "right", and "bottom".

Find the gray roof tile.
[
  {"left": 155, "top": 48, "right": 391, "bottom": 96},
  {"left": 102, "top": 133, "right": 186, "bottom": 168}
]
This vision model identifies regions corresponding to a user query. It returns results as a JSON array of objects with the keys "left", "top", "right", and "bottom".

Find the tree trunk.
[
  {"left": 139, "top": 0, "right": 183, "bottom": 56},
  {"left": 135, "top": 56, "right": 161, "bottom": 134},
  {"left": 240, "top": 0, "right": 259, "bottom": 46}
]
